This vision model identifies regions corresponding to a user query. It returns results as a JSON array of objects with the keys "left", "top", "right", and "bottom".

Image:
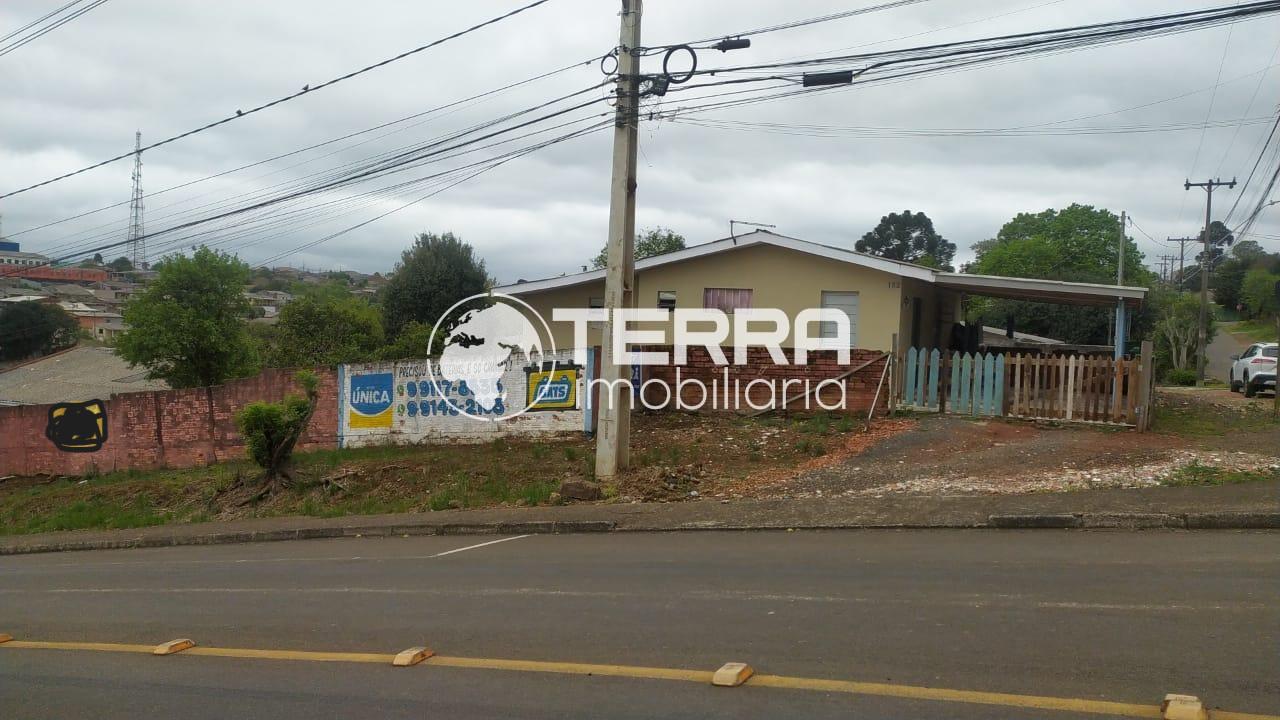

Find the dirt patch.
[{"left": 708, "top": 389, "right": 1280, "bottom": 499}]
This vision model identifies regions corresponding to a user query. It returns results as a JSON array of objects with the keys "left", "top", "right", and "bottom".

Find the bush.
[
  {"left": 1165, "top": 368, "right": 1197, "bottom": 386},
  {"left": 234, "top": 370, "right": 320, "bottom": 490}
]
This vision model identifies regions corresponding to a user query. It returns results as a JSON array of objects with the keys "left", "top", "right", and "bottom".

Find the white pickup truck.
[{"left": 1228, "top": 342, "right": 1278, "bottom": 397}]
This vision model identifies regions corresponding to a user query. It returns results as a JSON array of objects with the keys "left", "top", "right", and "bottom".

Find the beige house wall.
[{"left": 514, "top": 243, "right": 910, "bottom": 352}]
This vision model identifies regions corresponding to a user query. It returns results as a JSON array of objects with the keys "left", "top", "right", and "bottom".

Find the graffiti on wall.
[{"left": 46, "top": 399, "right": 108, "bottom": 452}]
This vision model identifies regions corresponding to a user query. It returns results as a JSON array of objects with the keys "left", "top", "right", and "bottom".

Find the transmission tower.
[{"left": 127, "top": 131, "right": 145, "bottom": 269}]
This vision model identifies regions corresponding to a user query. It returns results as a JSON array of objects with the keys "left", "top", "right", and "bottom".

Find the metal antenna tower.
[{"left": 127, "top": 130, "right": 145, "bottom": 268}]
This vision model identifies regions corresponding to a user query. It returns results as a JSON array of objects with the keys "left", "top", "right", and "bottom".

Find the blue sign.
[{"left": 348, "top": 372, "right": 393, "bottom": 428}]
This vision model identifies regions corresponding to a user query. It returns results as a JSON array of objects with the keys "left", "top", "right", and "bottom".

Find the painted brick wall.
[
  {"left": 0, "top": 368, "right": 338, "bottom": 477},
  {"left": 339, "top": 349, "right": 585, "bottom": 448},
  {"left": 638, "top": 346, "right": 889, "bottom": 413}
]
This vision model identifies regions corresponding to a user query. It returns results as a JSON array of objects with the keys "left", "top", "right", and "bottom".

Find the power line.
[
  {"left": 678, "top": 0, "right": 936, "bottom": 46},
  {"left": 0, "top": 0, "right": 87, "bottom": 43},
  {"left": 254, "top": 121, "right": 610, "bottom": 268},
  {"left": 0, "top": 0, "right": 110, "bottom": 58},
  {"left": 0, "top": 0, "right": 555, "bottom": 200},
  {"left": 5, "top": 57, "right": 596, "bottom": 242},
  {"left": 0, "top": 87, "right": 611, "bottom": 277}
]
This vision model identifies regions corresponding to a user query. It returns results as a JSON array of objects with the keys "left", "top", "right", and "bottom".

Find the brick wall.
[
  {"left": 637, "top": 346, "right": 889, "bottom": 413},
  {"left": 0, "top": 368, "right": 338, "bottom": 477}
]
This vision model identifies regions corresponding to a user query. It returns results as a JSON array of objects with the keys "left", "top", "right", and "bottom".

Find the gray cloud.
[{"left": 2, "top": 0, "right": 1278, "bottom": 283}]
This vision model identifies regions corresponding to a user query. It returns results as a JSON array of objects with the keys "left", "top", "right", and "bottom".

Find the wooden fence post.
[{"left": 1137, "top": 340, "right": 1155, "bottom": 431}]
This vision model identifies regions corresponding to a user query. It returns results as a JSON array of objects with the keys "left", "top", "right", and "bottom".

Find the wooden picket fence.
[{"left": 896, "top": 344, "right": 1154, "bottom": 429}]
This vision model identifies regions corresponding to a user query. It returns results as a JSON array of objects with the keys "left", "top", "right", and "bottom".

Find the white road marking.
[
  {"left": 430, "top": 535, "right": 530, "bottom": 557},
  {"left": 2, "top": 535, "right": 533, "bottom": 569}
]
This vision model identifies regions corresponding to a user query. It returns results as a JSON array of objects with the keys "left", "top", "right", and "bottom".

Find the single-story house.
[{"left": 496, "top": 229, "right": 1146, "bottom": 355}]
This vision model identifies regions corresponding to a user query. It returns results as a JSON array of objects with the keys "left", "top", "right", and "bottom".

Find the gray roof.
[{"left": 0, "top": 346, "right": 167, "bottom": 406}]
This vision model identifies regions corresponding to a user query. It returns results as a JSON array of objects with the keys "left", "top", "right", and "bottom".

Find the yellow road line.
[
  {"left": 426, "top": 655, "right": 714, "bottom": 683},
  {"left": 4, "top": 639, "right": 1278, "bottom": 719},
  {"left": 750, "top": 674, "right": 1161, "bottom": 718},
  {"left": 184, "top": 647, "right": 394, "bottom": 664},
  {"left": 4, "top": 640, "right": 156, "bottom": 654}
]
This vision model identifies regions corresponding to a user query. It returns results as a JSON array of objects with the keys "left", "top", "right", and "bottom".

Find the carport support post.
[
  {"left": 1113, "top": 300, "right": 1126, "bottom": 360},
  {"left": 888, "top": 333, "right": 898, "bottom": 413},
  {"left": 595, "top": 0, "right": 642, "bottom": 480}
]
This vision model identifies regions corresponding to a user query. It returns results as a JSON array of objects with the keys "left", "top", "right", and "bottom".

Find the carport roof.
[{"left": 933, "top": 273, "right": 1146, "bottom": 308}]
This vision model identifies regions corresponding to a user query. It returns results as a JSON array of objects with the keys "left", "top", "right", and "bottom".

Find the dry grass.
[{"left": 0, "top": 411, "right": 892, "bottom": 534}]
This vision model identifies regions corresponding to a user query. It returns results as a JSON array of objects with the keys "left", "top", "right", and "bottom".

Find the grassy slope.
[{"left": 0, "top": 413, "right": 850, "bottom": 535}]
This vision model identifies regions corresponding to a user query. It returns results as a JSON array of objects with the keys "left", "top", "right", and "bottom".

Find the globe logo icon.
[{"left": 426, "top": 292, "right": 558, "bottom": 422}]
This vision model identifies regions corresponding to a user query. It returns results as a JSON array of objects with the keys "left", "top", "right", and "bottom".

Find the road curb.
[
  {"left": 989, "top": 512, "right": 1280, "bottom": 530},
  {"left": 0, "top": 520, "right": 617, "bottom": 556},
  {"left": 0, "top": 512, "right": 1275, "bottom": 556}
]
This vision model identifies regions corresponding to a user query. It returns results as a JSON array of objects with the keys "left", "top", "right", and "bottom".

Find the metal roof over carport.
[{"left": 933, "top": 273, "right": 1147, "bottom": 308}]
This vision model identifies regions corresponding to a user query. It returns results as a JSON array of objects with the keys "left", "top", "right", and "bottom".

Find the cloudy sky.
[{"left": 2, "top": 0, "right": 1279, "bottom": 285}]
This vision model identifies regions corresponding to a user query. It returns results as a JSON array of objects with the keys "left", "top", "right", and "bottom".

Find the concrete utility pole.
[
  {"left": 595, "top": 0, "right": 642, "bottom": 480},
  {"left": 1114, "top": 210, "right": 1127, "bottom": 359},
  {"left": 1184, "top": 177, "right": 1236, "bottom": 384}
]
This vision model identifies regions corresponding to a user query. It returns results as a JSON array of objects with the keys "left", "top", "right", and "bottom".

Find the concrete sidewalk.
[{"left": 2, "top": 480, "right": 1277, "bottom": 555}]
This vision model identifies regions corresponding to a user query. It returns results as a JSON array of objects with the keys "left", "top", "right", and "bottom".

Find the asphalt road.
[
  {"left": 1, "top": 530, "right": 1277, "bottom": 719},
  {"left": 1207, "top": 324, "right": 1250, "bottom": 383}
]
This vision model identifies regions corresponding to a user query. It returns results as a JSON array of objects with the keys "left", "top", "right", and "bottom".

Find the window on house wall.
[
  {"left": 657, "top": 290, "right": 676, "bottom": 310},
  {"left": 819, "top": 291, "right": 859, "bottom": 346},
  {"left": 588, "top": 296, "right": 604, "bottom": 308},
  {"left": 703, "top": 288, "right": 752, "bottom": 314}
]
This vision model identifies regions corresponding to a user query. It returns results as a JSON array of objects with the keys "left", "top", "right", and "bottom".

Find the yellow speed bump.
[
  {"left": 712, "top": 662, "right": 754, "bottom": 687},
  {"left": 392, "top": 646, "right": 435, "bottom": 667},
  {"left": 153, "top": 639, "right": 196, "bottom": 656},
  {"left": 0, "top": 633, "right": 12, "bottom": 644},
  {"left": 1161, "top": 694, "right": 1207, "bottom": 720}
]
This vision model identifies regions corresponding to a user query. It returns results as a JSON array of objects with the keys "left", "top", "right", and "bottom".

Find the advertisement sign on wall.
[
  {"left": 346, "top": 372, "right": 393, "bottom": 429},
  {"left": 338, "top": 350, "right": 584, "bottom": 447},
  {"left": 525, "top": 366, "right": 579, "bottom": 411}
]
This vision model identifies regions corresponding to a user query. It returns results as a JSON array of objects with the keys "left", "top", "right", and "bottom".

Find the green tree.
[
  {"left": 1150, "top": 288, "right": 1217, "bottom": 375},
  {"left": 117, "top": 247, "right": 258, "bottom": 388},
  {"left": 234, "top": 370, "right": 319, "bottom": 496},
  {"left": 381, "top": 232, "right": 490, "bottom": 337},
  {"left": 0, "top": 302, "right": 79, "bottom": 361},
  {"left": 375, "top": 320, "right": 441, "bottom": 361},
  {"left": 266, "top": 294, "right": 384, "bottom": 367},
  {"left": 855, "top": 210, "right": 955, "bottom": 270},
  {"left": 107, "top": 256, "right": 133, "bottom": 272},
  {"left": 1241, "top": 267, "right": 1280, "bottom": 319},
  {"left": 965, "top": 204, "right": 1155, "bottom": 345},
  {"left": 1210, "top": 240, "right": 1277, "bottom": 311},
  {"left": 592, "top": 227, "right": 686, "bottom": 269}
]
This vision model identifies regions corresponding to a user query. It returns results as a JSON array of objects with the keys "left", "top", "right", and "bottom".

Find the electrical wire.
[
  {"left": 0, "top": 0, "right": 87, "bottom": 43},
  {"left": 0, "top": 0, "right": 556, "bottom": 200},
  {"left": 0, "top": 0, "right": 110, "bottom": 58},
  {"left": 4, "top": 56, "right": 597, "bottom": 241},
  {"left": 0, "top": 90, "right": 611, "bottom": 277}
]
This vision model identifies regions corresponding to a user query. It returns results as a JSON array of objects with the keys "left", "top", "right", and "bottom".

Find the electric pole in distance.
[
  {"left": 596, "top": 0, "right": 642, "bottom": 480},
  {"left": 1167, "top": 236, "right": 1197, "bottom": 288},
  {"left": 1184, "top": 177, "right": 1236, "bottom": 384}
]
